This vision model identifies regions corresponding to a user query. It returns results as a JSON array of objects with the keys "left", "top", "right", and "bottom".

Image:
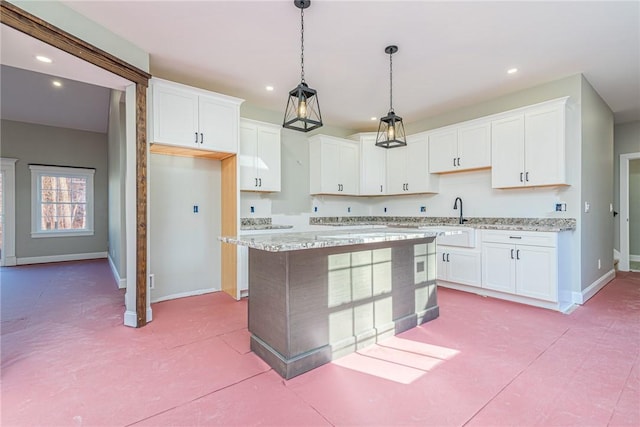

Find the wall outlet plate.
[
  {"left": 420, "top": 206, "right": 426, "bottom": 213},
  {"left": 250, "top": 206, "right": 255, "bottom": 213},
  {"left": 555, "top": 203, "right": 567, "bottom": 212},
  {"left": 193, "top": 205, "right": 199, "bottom": 214}
]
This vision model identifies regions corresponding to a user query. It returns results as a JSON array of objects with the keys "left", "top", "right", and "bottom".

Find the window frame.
[{"left": 30, "top": 165, "right": 95, "bottom": 238}]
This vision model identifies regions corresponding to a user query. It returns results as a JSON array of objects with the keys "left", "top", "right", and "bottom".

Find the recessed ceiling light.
[
  {"left": 36, "top": 55, "right": 52, "bottom": 63},
  {"left": 265, "top": 86, "right": 274, "bottom": 92},
  {"left": 370, "top": 117, "right": 377, "bottom": 121},
  {"left": 52, "top": 80, "right": 62, "bottom": 87},
  {"left": 507, "top": 68, "right": 518, "bottom": 74}
]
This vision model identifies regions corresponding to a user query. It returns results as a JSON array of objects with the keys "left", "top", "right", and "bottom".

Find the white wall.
[
  {"left": 107, "top": 90, "right": 126, "bottom": 283},
  {"left": 149, "top": 154, "right": 222, "bottom": 302}
]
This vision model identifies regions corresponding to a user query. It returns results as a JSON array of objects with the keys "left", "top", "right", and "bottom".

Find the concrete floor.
[{"left": 1, "top": 259, "right": 639, "bottom": 426}]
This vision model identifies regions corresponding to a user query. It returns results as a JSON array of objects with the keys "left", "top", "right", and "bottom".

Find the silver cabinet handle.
[
  {"left": 200, "top": 133, "right": 204, "bottom": 144},
  {"left": 195, "top": 132, "right": 198, "bottom": 144},
  {"left": 380, "top": 185, "right": 383, "bottom": 192},
  {"left": 453, "top": 158, "right": 456, "bottom": 167},
  {"left": 516, "top": 249, "right": 520, "bottom": 260},
  {"left": 525, "top": 172, "right": 529, "bottom": 182},
  {"left": 259, "top": 178, "right": 262, "bottom": 187},
  {"left": 511, "top": 249, "right": 514, "bottom": 259},
  {"left": 457, "top": 157, "right": 461, "bottom": 166},
  {"left": 442, "top": 253, "right": 446, "bottom": 262},
  {"left": 520, "top": 172, "right": 524, "bottom": 182},
  {"left": 446, "top": 253, "right": 450, "bottom": 262}
]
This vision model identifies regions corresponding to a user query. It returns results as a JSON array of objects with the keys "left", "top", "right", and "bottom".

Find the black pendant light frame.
[
  {"left": 376, "top": 45, "right": 407, "bottom": 149},
  {"left": 283, "top": 0, "right": 323, "bottom": 132}
]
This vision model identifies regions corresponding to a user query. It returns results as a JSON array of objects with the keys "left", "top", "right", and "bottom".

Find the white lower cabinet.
[
  {"left": 436, "top": 247, "right": 481, "bottom": 287},
  {"left": 481, "top": 230, "right": 558, "bottom": 302}
]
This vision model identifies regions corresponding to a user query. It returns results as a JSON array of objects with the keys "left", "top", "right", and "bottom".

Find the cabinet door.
[
  {"left": 448, "top": 250, "right": 482, "bottom": 287},
  {"left": 239, "top": 123, "right": 258, "bottom": 191},
  {"left": 482, "top": 242, "right": 516, "bottom": 293},
  {"left": 406, "top": 134, "right": 438, "bottom": 193},
  {"left": 515, "top": 245, "right": 557, "bottom": 301},
  {"left": 386, "top": 145, "right": 408, "bottom": 195},
  {"left": 428, "top": 130, "right": 457, "bottom": 173},
  {"left": 457, "top": 123, "right": 491, "bottom": 171},
  {"left": 436, "top": 248, "right": 449, "bottom": 281},
  {"left": 338, "top": 142, "right": 359, "bottom": 195},
  {"left": 199, "top": 96, "right": 238, "bottom": 153},
  {"left": 152, "top": 84, "right": 199, "bottom": 147},
  {"left": 319, "top": 139, "right": 341, "bottom": 193},
  {"left": 491, "top": 115, "right": 525, "bottom": 188},
  {"left": 360, "top": 137, "right": 387, "bottom": 195},
  {"left": 524, "top": 106, "right": 565, "bottom": 187},
  {"left": 256, "top": 126, "right": 281, "bottom": 192}
]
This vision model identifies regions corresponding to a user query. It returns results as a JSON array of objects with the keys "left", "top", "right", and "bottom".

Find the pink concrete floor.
[{"left": 1, "top": 259, "right": 638, "bottom": 426}]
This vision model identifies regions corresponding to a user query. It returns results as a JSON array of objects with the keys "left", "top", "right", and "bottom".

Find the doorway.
[{"left": 619, "top": 152, "right": 640, "bottom": 272}]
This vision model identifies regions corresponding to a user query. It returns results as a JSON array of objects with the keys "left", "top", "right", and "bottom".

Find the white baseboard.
[
  {"left": 630, "top": 254, "right": 640, "bottom": 262},
  {"left": 17, "top": 251, "right": 108, "bottom": 265},
  {"left": 151, "top": 287, "right": 218, "bottom": 304},
  {"left": 107, "top": 254, "right": 127, "bottom": 289},
  {"left": 124, "top": 310, "right": 137, "bottom": 328},
  {"left": 146, "top": 307, "right": 153, "bottom": 323},
  {"left": 2, "top": 256, "right": 17, "bottom": 266},
  {"left": 572, "top": 269, "right": 616, "bottom": 305}
]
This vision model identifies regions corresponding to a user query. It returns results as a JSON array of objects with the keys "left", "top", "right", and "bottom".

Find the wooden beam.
[
  {"left": 221, "top": 156, "right": 238, "bottom": 299},
  {"left": 136, "top": 84, "right": 148, "bottom": 326},
  {"left": 0, "top": 0, "right": 151, "bottom": 86},
  {"left": 1, "top": 0, "right": 151, "bottom": 326}
]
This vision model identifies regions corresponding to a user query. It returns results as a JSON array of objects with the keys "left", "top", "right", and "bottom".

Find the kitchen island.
[{"left": 220, "top": 228, "right": 442, "bottom": 379}]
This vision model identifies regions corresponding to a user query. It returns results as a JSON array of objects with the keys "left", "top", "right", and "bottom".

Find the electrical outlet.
[
  {"left": 584, "top": 202, "right": 590, "bottom": 213},
  {"left": 347, "top": 207, "right": 351, "bottom": 213},
  {"left": 420, "top": 206, "right": 426, "bottom": 213},
  {"left": 193, "top": 205, "right": 199, "bottom": 214},
  {"left": 250, "top": 206, "right": 255, "bottom": 213},
  {"left": 314, "top": 206, "right": 318, "bottom": 212},
  {"left": 555, "top": 203, "right": 567, "bottom": 212},
  {"left": 149, "top": 273, "right": 155, "bottom": 289},
  {"left": 384, "top": 207, "right": 387, "bottom": 213}
]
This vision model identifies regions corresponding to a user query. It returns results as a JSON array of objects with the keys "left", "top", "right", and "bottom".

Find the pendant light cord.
[
  {"left": 389, "top": 50, "right": 393, "bottom": 112},
  {"left": 300, "top": 6, "right": 305, "bottom": 83}
]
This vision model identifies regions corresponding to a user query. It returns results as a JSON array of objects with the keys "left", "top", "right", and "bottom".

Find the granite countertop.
[
  {"left": 220, "top": 227, "right": 442, "bottom": 252},
  {"left": 240, "top": 217, "right": 293, "bottom": 231},
  {"left": 309, "top": 216, "right": 576, "bottom": 232}
]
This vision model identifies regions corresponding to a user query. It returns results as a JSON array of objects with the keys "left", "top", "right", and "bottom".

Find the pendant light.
[
  {"left": 376, "top": 45, "right": 406, "bottom": 148},
  {"left": 283, "top": 0, "right": 323, "bottom": 132}
]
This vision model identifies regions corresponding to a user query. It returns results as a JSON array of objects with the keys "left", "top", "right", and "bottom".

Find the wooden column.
[{"left": 221, "top": 155, "right": 238, "bottom": 299}]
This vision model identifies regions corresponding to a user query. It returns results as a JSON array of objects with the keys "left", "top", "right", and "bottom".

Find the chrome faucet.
[{"left": 453, "top": 197, "right": 467, "bottom": 224}]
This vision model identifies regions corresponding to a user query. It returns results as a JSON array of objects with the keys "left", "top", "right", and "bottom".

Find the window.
[{"left": 30, "top": 165, "right": 94, "bottom": 238}]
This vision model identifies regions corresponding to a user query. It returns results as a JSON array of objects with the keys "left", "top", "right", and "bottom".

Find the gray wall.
[
  {"left": 107, "top": 90, "right": 127, "bottom": 279},
  {"left": 631, "top": 159, "right": 640, "bottom": 256},
  {"left": 580, "top": 76, "right": 614, "bottom": 288},
  {"left": 0, "top": 119, "right": 109, "bottom": 259},
  {"left": 613, "top": 121, "right": 640, "bottom": 251}
]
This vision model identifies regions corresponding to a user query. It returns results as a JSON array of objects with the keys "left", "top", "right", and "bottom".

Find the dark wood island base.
[{"left": 248, "top": 238, "right": 439, "bottom": 379}]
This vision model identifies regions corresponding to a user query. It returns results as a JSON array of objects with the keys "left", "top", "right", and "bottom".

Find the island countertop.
[{"left": 219, "top": 227, "right": 443, "bottom": 252}]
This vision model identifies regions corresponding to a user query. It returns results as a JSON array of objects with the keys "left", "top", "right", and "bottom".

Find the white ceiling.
[{"left": 1, "top": 1, "right": 638, "bottom": 134}]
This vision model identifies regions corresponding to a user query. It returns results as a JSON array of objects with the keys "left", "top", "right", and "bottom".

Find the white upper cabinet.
[
  {"left": 148, "top": 78, "right": 243, "bottom": 154},
  {"left": 387, "top": 134, "right": 439, "bottom": 195},
  {"left": 491, "top": 98, "right": 568, "bottom": 188},
  {"left": 309, "top": 135, "right": 359, "bottom": 195},
  {"left": 429, "top": 123, "right": 491, "bottom": 173},
  {"left": 353, "top": 133, "right": 387, "bottom": 196},
  {"left": 239, "top": 119, "right": 281, "bottom": 192}
]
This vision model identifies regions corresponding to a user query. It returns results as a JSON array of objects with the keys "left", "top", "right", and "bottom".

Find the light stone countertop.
[
  {"left": 309, "top": 216, "right": 576, "bottom": 232},
  {"left": 220, "top": 227, "right": 443, "bottom": 252}
]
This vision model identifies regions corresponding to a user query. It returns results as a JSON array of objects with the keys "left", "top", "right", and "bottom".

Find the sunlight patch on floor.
[{"left": 332, "top": 337, "right": 459, "bottom": 384}]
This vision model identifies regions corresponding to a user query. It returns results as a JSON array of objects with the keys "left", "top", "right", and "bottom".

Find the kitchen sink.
[{"left": 419, "top": 226, "right": 476, "bottom": 248}]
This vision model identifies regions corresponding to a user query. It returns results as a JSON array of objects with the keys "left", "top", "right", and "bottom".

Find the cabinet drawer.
[{"left": 481, "top": 230, "right": 557, "bottom": 247}]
